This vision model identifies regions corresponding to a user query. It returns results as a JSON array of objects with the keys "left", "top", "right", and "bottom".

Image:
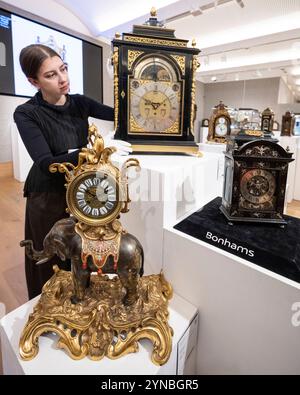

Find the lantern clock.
[{"left": 261, "top": 107, "right": 275, "bottom": 135}]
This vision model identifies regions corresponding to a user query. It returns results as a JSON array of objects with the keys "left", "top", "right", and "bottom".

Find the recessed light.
[{"left": 211, "top": 76, "right": 217, "bottom": 82}]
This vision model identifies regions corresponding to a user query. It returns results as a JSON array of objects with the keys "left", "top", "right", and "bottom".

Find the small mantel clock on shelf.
[
  {"left": 281, "top": 111, "right": 295, "bottom": 137},
  {"left": 207, "top": 101, "right": 231, "bottom": 143},
  {"left": 112, "top": 8, "right": 200, "bottom": 155},
  {"left": 261, "top": 107, "right": 275, "bottom": 135},
  {"left": 220, "top": 130, "right": 294, "bottom": 225}
]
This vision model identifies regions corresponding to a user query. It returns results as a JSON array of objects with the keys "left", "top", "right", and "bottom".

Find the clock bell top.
[
  {"left": 225, "top": 135, "right": 293, "bottom": 163},
  {"left": 112, "top": 8, "right": 200, "bottom": 55}
]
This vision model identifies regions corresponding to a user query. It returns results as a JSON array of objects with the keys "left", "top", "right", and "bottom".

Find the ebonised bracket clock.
[
  {"left": 112, "top": 8, "right": 201, "bottom": 155},
  {"left": 220, "top": 132, "right": 294, "bottom": 225}
]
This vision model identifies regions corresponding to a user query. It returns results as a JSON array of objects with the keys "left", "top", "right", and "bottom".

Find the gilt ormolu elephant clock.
[{"left": 19, "top": 125, "right": 173, "bottom": 365}]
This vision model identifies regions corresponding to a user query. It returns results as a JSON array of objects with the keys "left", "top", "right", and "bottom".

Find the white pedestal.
[
  {"left": 197, "top": 143, "right": 225, "bottom": 197},
  {"left": 116, "top": 154, "right": 220, "bottom": 275},
  {"left": 277, "top": 136, "right": 300, "bottom": 203},
  {"left": 199, "top": 127, "right": 209, "bottom": 143},
  {"left": 163, "top": 224, "right": 300, "bottom": 375},
  {"left": 0, "top": 293, "right": 198, "bottom": 375}
]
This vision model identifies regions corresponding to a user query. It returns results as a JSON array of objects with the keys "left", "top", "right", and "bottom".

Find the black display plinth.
[{"left": 174, "top": 197, "right": 300, "bottom": 283}]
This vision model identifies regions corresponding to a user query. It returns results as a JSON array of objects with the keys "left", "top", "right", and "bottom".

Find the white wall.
[
  {"left": 203, "top": 77, "right": 281, "bottom": 119},
  {"left": 0, "top": 0, "right": 113, "bottom": 163},
  {"left": 278, "top": 77, "right": 296, "bottom": 105}
]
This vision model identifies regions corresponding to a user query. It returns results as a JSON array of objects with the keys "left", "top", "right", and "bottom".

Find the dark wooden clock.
[
  {"left": 207, "top": 101, "right": 231, "bottom": 143},
  {"left": 220, "top": 132, "right": 294, "bottom": 225},
  {"left": 281, "top": 111, "right": 295, "bottom": 136},
  {"left": 112, "top": 8, "right": 200, "bottom": 154},
  {"left": 261, "top": 107, "right": 275, "bottom": 135}
]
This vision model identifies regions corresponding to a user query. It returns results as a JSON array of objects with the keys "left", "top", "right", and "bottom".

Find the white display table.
[
  {"left": 163, "top": 219, "right": 300, "bottom": 375},
  {"left": 0, "top": 293, "right": 198, "bottom": 375},
  {"left": 117, "top": 153, "right": 221, "bottom": 275}
]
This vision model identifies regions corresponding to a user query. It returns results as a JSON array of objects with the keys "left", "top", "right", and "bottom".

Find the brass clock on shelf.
[
  {"left": 261, "top": 107, "right": 274, "bottom": 135},
  {"left": 112, "top": 8, "right": 200, "bottom": 155},
  {"left": 220, "top": 132, "right": 294, "bottom": 225},
  {"left": 207, "top": 101, "right": 231, "bottom": 143}
]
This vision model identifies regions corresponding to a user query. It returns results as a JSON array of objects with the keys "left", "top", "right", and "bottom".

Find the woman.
[{"left": 14, "top": 44, "right": 130, "bottom": 299}]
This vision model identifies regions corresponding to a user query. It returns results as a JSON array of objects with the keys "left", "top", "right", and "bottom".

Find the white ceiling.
[{"left": 55, "top": 0, "right": 300, "bottom": 99}]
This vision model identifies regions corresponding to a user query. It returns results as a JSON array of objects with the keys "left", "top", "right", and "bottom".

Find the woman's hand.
[{"left": 103, "top": 131, "right": 132, "bottom": 156}]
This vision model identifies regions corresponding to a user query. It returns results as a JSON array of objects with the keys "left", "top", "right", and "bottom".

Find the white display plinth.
[
  {"left": 0, "top": 293, "right": 198, "bottom": 375},
  {"left": 199, "top": 127, "right": 208, "bottom": 143},
  {"left": 163, "top": 222, "right": 300, "bottom": 375},
  {"left": 277, "top": 136, "right": 300, "bottom": 203},
  {"left": 197, "top": 143, "right": 225, "bottom": 197},
  {"left": 116, "top": 154, "right": 221, "bottom": 275}
]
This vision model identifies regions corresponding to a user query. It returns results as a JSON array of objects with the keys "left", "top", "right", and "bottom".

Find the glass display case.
[{"left": 227, "top": 108, "right": 261, "bottom": 133}]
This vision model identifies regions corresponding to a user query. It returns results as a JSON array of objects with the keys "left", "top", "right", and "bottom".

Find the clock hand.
[{"left": 85, "top": 190, "right": 96, "bottom": 198}]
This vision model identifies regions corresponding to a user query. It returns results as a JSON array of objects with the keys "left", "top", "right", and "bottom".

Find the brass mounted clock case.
[
  {"left": 19, "top": 125, "right": 174, "bottom": 365},
  {"left": 221, "top": 131, "right": 294, "bottom": 225},
  {"left": 261, "top": 107, "right": 275, "bottom": 135},
  {"left": 112, "top": 9, "right": 201, "bottom": 155},
  {"left": 207, "top": 101, "right": 231, "bottom": 143},
  {"left": 281, "top": 111, "right": 295, "bottom": 137}
]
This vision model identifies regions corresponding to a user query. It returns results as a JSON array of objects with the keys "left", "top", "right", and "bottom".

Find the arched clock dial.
[
  {"left": 215, "top": 123, "right": 228, "bottom": 137},
  {"left": 130, "top": 79, "right": 181, "bottom": 133}
]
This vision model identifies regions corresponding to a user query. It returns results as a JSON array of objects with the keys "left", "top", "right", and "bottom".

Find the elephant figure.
[{"left": 20, "top": 217, "right": 144, "bottom": 305}]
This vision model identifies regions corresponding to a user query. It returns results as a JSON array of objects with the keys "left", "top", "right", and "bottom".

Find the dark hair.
[{"left": 19, "top": 44, "right": 61, "bottom": 79}]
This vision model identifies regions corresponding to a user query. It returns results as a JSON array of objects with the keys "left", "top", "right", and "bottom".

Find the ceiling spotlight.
[
  {"left": 211, "top": 76, "right": 217, "bottom": 82},
  {"left": 190, "top": 7, "right": 203, "bottom": 16}
]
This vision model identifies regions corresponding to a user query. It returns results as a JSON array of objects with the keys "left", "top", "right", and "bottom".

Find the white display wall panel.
[
  {"left": 117, "top": 154, "right": 221, "bottom": 275},
  {"left": 163, "top": 224, "right": 300, "bottom": 375},
  {"left": 0, "top": 293, "right": 198, "bottom": 375}
]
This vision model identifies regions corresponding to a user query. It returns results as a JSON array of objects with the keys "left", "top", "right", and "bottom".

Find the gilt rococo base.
[{"left": 19, "top": 266, "right": 173, "bottom": 366}]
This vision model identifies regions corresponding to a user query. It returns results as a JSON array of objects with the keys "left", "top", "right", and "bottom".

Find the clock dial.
[
  {"left": 218, "top": 117, "right": 226, "bottom": 124},
  {"left": 240, "top": 169, "right": 276, "bottom": 205},
  {"left": 67, "top": 171, "right": 121, "bottom": 225},
  {"left": 130, "top": 79, "right": 181, "bottom": 133},
  {"left": 215, "top": 123, "right": 228, "bottom": 137}
]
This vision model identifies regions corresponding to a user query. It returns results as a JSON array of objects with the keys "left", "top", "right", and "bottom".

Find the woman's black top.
[{"left": 14, "top": 92, "right": 114, "bottom": 197}]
